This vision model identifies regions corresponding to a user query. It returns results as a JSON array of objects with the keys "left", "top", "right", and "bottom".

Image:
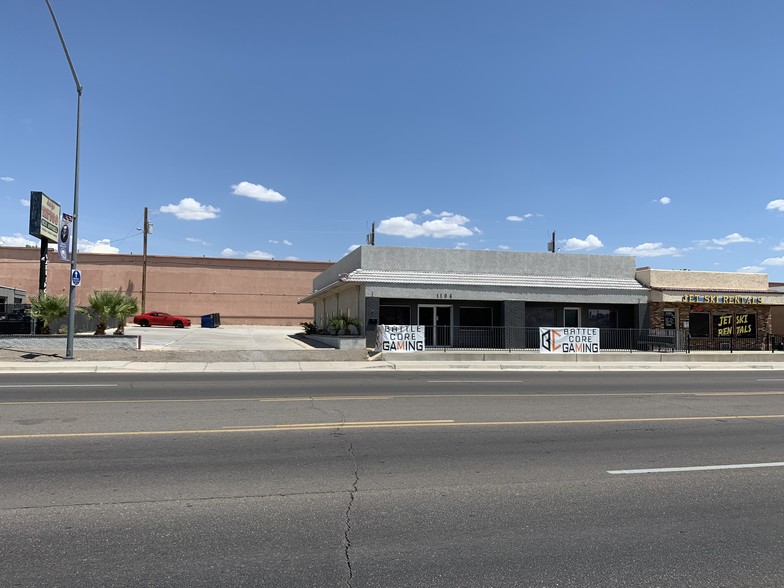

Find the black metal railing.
[
  {"left": 0, "top": 304, "right": 36, "bottom": 335},
  {"left": 420, "top": 326, "right": 784, "bottom": 353}
]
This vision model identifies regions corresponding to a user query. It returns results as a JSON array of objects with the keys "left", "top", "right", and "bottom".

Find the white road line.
[
  {"left": 427, "top": 380, "right": 525, "bottom": 384},
  {"left": 608, "top": 462, "right": 784, "bottom": 475},
  {"left": 0, "top": 384, "right": 119, "bottom": 388}
]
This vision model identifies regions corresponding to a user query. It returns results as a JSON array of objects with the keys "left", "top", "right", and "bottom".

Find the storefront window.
[
  {"left": 526, "top": 307, "right": 555, "bottom": 328},
  {"left": 379, "top": 305, "right": 411, "bottom": 325},
  {"left": 689, "top": 312, "right": 710, "bottom": 337},
  {"left": 735, "top": 313, "right": 756, "bottom": 338},
  {"left": 460, "top": 307, "right": 493, "bottom": 327},
  {"left": 588, "top": 309, "right": 617, "bottom": 328},
  {"left": 713, "top": 314, "right": 734, "bottom": 338}
]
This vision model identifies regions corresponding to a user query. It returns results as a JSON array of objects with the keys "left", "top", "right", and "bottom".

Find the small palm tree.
[
  {"left": 112, "top": 295, "right": 139, "bottom": 335},
  {"left": 88, "top": 290, "right": 123, "bottom": 335},
  {"left": 29, "top": 293, "right": 68, "bottom": 335}
]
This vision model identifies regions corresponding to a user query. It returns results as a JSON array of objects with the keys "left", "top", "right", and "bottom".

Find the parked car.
[{"left": 133, "top": 311, "right": 191, "bottom": 328}]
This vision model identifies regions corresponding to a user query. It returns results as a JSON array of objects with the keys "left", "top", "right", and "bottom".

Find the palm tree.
[
  {"left": 88, "top": 290, "right": 123, "bottom": 335},
  {"left": 112, "top": 295, "right": 139, "bottom": 335},
  {"left": 29, "top": 293, "right": 68, "bottom": 335}
]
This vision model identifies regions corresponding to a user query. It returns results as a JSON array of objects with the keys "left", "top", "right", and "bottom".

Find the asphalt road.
[{"left": 2, "top": 371, "right": 784, "bottom": 587}]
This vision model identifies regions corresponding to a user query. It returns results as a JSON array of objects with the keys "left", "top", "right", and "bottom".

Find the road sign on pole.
[{"left": 71, "top": 269, "right": 81, "bottom": 287}]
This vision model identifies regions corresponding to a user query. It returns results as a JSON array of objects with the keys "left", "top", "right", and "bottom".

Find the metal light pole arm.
[{"left": 44, "top": 0, "right": 82, "bottom": 359}]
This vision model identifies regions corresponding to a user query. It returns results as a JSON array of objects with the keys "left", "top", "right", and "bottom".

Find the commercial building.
[
  {"left": 300, "top": 246, "right": 650, "bottom": 347},
  {"left": 636, "top": 267, "right": 784, "bottom": 349},
  {"left": 0, "top": 284, "right": 25, "bottom": 309},
  {"left": 0, "top": 247, "right": 329, "bottom": 325},
  {"left": 301, "top": 247, "right": 784, "bottom": 351}
]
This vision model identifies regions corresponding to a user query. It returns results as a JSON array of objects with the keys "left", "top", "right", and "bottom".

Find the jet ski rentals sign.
[
  {"left": 539, "top": 327, "right": 600, "bottom": 353},
  {"left": 376, "top": 325, "right": 425, "bottom": 352}
]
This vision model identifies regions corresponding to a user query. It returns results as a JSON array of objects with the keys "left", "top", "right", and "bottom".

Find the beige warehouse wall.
[{"left": 0, "top": 248, "right": 329, "bottom": 325}]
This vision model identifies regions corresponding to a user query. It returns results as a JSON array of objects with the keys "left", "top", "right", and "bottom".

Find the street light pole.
[{"left": 44, "top": 0, "right": 82, "bottom": 359}]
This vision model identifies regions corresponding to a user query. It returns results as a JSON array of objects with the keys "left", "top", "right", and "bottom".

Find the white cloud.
[
  {"left": 738, "top": 266, "right": 766, "bottom": 273},
  {"left": 773, "top": 241, "right": 784, "bottom": 251},
  {"left": 245, "top": 250, "right": 274, "bottom": 260},
  {"left": 283, "top": 239, "right": 293, "bottom": 246},
  {"left": 614, "top": 242, "right": 681, "bottom": 257},
  {"left": 658, "top": 196, "right": 671, "bottom": 205},
  {"left": 405, "top": 213, "right": 418, "bottom": 221},
  {"left": 222, "top": 247, "right": 273, "bottom": 259},
  {"left": 186, "top": 237, "right": 210, "bottom": 245},
  {"left": 160, "top": 198, "right": 220, "bottom": 220},
  {"left": 20, "top": 199, "right": 30, "bottom": 207},
  {"left": 421, "top": 214, "right": 474, "bottom": 238},
  {"left": 78, "top": 239, "right": 119, "bottom": 254},
  {"left": 766, "top": 199, "right": 784, "bottom": 212},
  {"left": 0, "top": 233, "right": 37, "bottom": 247},
  {"left": 499, "top": 245, "right": 511, "bottom": 250},
  {"left": 506, "top": 213, "right": 534, "bottom": 222},
  {"left": 761, "top": 257, "right": 784, "bottom": 266},
  {"left": 232, "top": 181, "right": 286, "bottom": 203},
  {"left": 346, "top": 244, "right": 361, "bottom": 254},
  {"left": 1, "top": 177, "right": 14, "bottom": 182},
  {"left": 421, "top": 209, "right": 432, "bottom": 216},
  {"left": 284, "top": 256, "right": 299, "bottom": 261},
  {"left": 563, "top": 234, "right": 604, "bottom": 251},
  {"left": 712, "top": 232, "right": 754, "bottom": 246},
  {"left": 377, "top": 211, "right": 475, "bottom": 239},
  {"left": 268, "top": 239, "right": 279, "bottom": 244},
  {"left": 376, "top": 217, "right": 425, "bottom": 238}
]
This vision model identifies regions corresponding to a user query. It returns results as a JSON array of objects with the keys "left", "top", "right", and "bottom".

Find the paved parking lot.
[{"left": 126, "top": 324, "right": 314, "bottom": 351}]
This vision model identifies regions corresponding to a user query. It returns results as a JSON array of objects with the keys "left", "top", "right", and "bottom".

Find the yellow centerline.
[
  {"left": 2, "top": 390, "right": 784, "bottom": 406},
  {"left": 1, "top": 414, "right": 783, "bottom": 440}
]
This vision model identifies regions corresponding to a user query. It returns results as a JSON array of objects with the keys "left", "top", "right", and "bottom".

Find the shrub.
[
  {"left": 327, "top": 314, "right": 362, "bottom": 335},
  {"left": 300, "top": 321, "right": 321, "bottom": 335}
]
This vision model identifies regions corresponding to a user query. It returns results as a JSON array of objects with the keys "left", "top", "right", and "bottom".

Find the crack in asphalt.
[
  {"left": 309, "top": 398, "right": 358, "bottom": 588},
  {"left": 342, "top": 440, "right": 358, "bottom": 588}
]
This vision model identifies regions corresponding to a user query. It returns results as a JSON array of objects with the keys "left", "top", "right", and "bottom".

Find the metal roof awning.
[{"left": 299, "top": 269, "right": 647, "bottom": 303}]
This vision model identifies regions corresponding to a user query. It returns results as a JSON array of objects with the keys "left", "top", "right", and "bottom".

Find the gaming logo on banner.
[
  {"left": 539, "top": 327, "right": 600, "bottom": 354},
  {"left": 375, "top": 325, "right": 425, "bottom": 352}
]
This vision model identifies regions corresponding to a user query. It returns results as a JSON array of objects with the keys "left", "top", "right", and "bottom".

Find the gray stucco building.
[{"left": 300, "top": 246, "right": 649, "bottom": 347}]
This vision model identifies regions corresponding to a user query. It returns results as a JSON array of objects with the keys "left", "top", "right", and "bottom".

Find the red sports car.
[{"left": 133, "top": 311, "right": 191, "bottom": 328}]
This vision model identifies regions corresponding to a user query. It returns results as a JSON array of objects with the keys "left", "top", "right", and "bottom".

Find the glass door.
[
  {"left": 418, "top": 305, "right": 452, "bottom": 347},
  {"left": 564, "top": 307, "right": 580, "bottom": 327}
]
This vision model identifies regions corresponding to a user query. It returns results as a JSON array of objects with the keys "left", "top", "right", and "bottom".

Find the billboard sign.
[
  {"left": 375, "top": 324, "right": 425, "bottom": 352},
  {"left": 539, "top": 327, "right": 600, "bottom": 353},
  {"left": 29, "top": 191, "right": 61, "bottom": 242}
]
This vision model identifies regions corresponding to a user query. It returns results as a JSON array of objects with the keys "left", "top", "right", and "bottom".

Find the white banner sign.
[
  {"left": 375, "top": 324, "right": 425, "bottom": 352},
  {"left": 539, "top": 327, "right": 600, "bottom": 354}
]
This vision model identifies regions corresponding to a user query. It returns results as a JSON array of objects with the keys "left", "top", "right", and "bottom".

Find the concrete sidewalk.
[
  {"left": 2, "top": 324, "right": 784, "bottom": 373},
  {"left": 1, "top": 351, "right": 784, "bottom": 373}
]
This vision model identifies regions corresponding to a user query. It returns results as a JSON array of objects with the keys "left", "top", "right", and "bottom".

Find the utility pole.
[
  {"left": 547, "top": 231, "right": 556, "bottom": 253},
  {"left": 141, "top": 207, "right": 151, "bottom": 312}
]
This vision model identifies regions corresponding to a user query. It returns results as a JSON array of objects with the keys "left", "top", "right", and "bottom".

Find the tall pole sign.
[{"left": 28, "top": 191, "right": 61, "bottom": 294}]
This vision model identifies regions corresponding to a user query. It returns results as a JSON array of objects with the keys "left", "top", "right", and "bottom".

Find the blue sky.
[{"left": 3, "top": 1, "right": 784, "bottom": 278}]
